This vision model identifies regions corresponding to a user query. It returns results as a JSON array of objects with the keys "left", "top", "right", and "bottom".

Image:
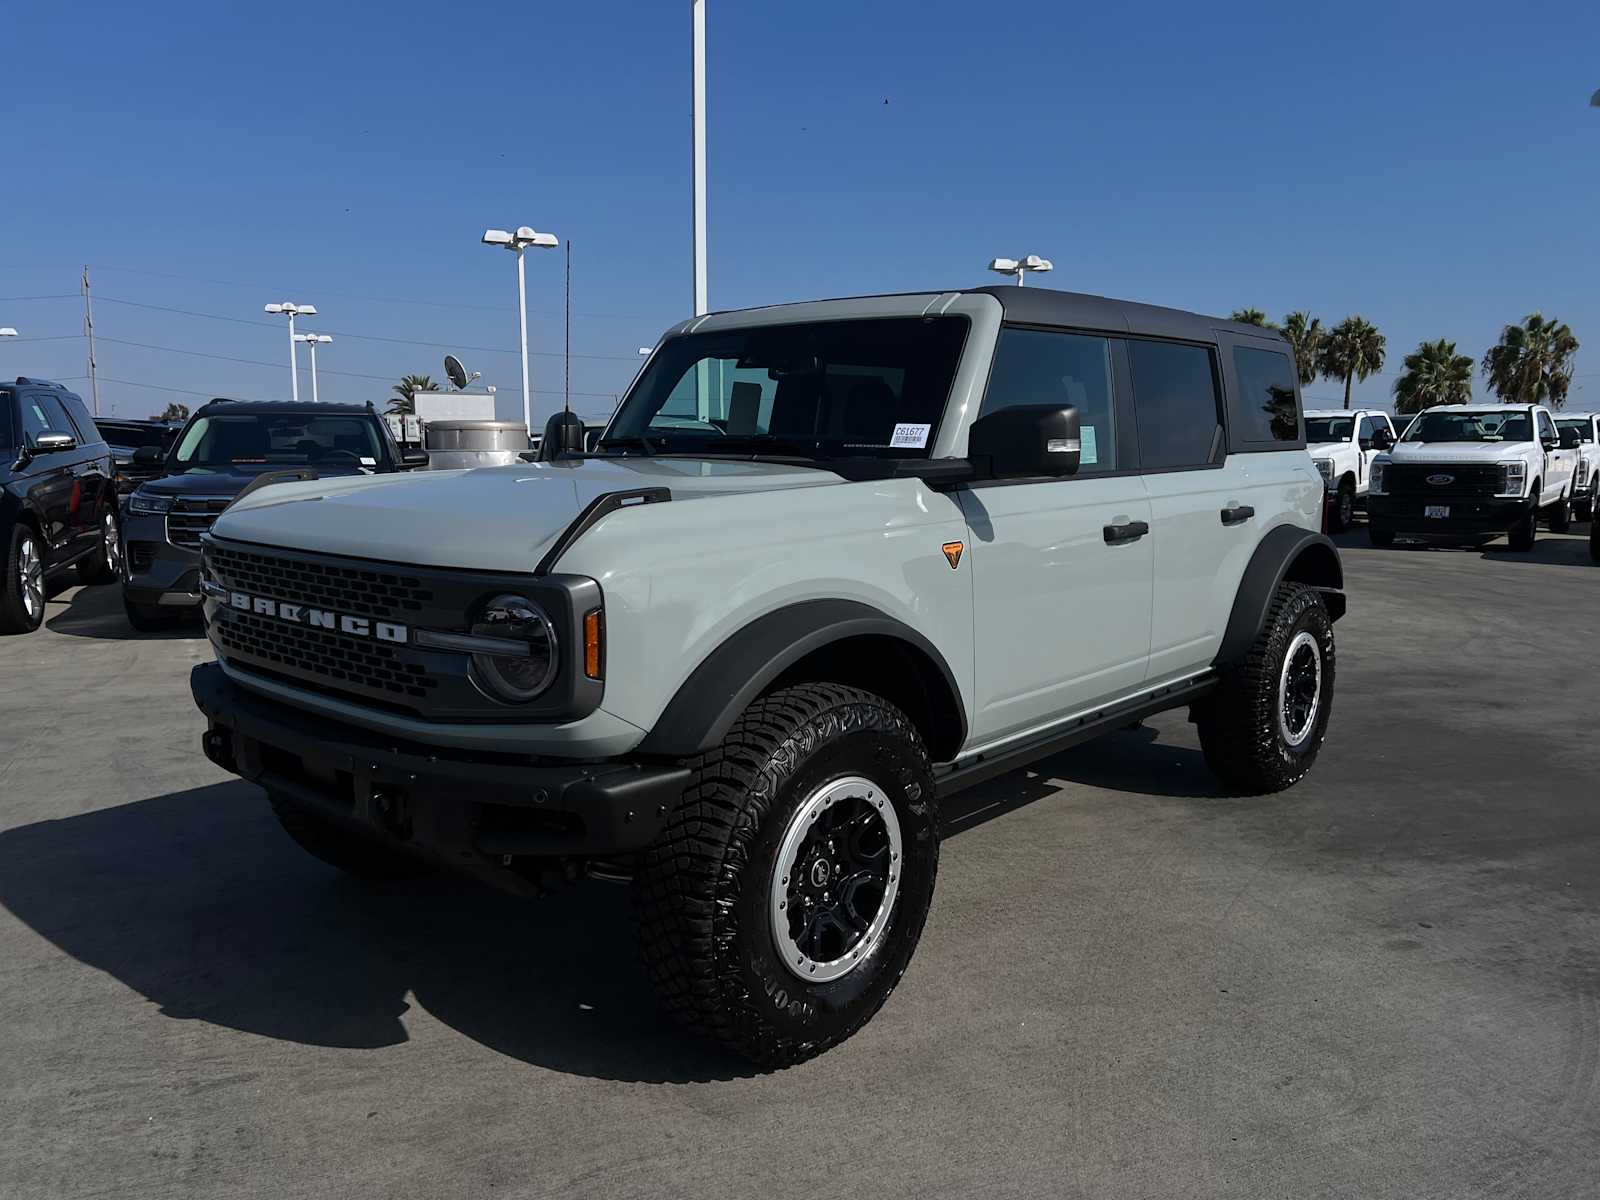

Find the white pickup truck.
[
  {"left": 1555, "top": 411, "right": 1599, "bottom": 520},
  {"left": 1368, "top": 403, "right": 1582, "bottom": 549},
  {"left": 1306, "top": 409, "right": 1398, "bottom": 533}
]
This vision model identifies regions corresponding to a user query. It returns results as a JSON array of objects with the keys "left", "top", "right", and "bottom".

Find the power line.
[{"left": 0, "top": 294, "right": 78, "bottom": 302}]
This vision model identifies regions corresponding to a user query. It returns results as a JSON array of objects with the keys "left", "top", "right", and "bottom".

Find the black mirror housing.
[
  {"left": 967, "top": 405, "right": 1081, "bottom": 480},
  {"left": 1560, "top": 428, "right": 1582, "bottom": 450},
  {"left": 400, "top": 448, "right": 430, "bottom": 469},
  {"left": 1370, "top": 428, "right": 1394, "bottom": 451},
  {"left": 132, "top": 445, "right": 165, "bottom": 466}
]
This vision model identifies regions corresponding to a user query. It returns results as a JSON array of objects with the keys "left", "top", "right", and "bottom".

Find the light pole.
[
  {"left": 294, "top": 333, "right": 332, "bottom": 403},
  {"left": 692, "top": 0, "right": 708, "bottom": 316},
  {"left": 482, "top": 226, "right": 559, "bottom": 437},
  {"left": 988, "top": 254, "right": 1054, "bottom": 286},
  {"left": 264, "top": 302, "right": 317, "bottom": 401},
  {"left": 0, "top": 327, "right": 17, "bottom": 338}
]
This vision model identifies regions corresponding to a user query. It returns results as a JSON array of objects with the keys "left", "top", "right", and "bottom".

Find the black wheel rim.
[
  {"left": 771, "top": 776, "right": 902, "bottom": 982},
  {"left": 1277, "top": 631, "right": 1321, "bottom": 748}
]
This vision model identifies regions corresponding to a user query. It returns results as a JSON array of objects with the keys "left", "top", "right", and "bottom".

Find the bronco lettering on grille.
[{"left": 226, "top": 589, "right": 408, "bottom": 643}]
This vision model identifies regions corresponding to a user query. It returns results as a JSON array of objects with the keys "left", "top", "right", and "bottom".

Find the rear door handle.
[
  {"left": 1220, "top": 504, "right": 1255, "bottom": 526},
  {"left": 1103, "top": 520, "right": 1149, "bottom": 545}
]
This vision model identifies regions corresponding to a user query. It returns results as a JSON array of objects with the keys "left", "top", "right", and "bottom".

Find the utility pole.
[
  {"left": 564, "top": 240, "right": 572, "bottom": 416},
  {"left": 81, "top": 266, "right": 101, "bottom": 415},
  {"left": 692, "top": 0, "right": 707, "bottom": 316}
]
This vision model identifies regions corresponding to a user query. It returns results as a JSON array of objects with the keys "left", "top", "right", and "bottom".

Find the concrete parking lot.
[{"left": 2, "top": 526, "right": 1597, "bottom": 1199}]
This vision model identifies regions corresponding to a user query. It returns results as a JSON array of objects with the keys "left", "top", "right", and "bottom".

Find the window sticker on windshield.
[
  {"left": 360, "top": 456, "right": 376, "bottom": 466},
  {"left": 890, "top": 422, "right": 930, "bottom": 449},
  {"left": 1081, "top": 425, "right": 1098, "bottom": 465}
]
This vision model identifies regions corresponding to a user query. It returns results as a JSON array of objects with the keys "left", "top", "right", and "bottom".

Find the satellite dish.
[{"left": 444, "top": 355, "right": 469, "bottom": 390}]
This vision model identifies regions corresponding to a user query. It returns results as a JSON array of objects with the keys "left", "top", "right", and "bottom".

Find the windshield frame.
[{"left": 600, "top": 315, "right": 972, "bottom": 464}]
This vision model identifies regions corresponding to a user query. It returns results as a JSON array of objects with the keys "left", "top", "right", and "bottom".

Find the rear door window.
[
  {"left": 19, "top": 393, "right": 75, "bottom": 448},
  {"left": 1128, "top": 340, "right": 1224, "bottom": 470},
  {"left": 981, "top": 328, "right": 1120, "bottom": 473},
  {"left": 1228, "top": 346, "right": 1301, "bottom": 447}
]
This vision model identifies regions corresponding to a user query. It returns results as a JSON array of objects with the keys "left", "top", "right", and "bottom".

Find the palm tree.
[
  {"left": 1482, "top": 313, "right": 1579, "bottom": 409},
  {"left": 1392, "top": 339, "right": 1473, "bottom": 413},
  {"left": 1319, "top": 316, "right": 1387, "bottom": 410},
  {"left": 1280, "top": 312, "right": 1325, "bottom": 386},
  {"left": 389, "top": 374, "right": 436, "bottom": 414},
  {"left": 1230, "top": 308, "right": 1273, "bottom": 327}
]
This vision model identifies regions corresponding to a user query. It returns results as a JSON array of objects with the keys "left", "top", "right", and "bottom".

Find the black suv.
[
  {"left": 1, "top": 378, "right": 121, "bottom": 634},
  {"left": 98, "top": 418, "right": 181, "bottom": 497},
  {"left": 122, "top": 399, "right": 427, "bottom": 629}
]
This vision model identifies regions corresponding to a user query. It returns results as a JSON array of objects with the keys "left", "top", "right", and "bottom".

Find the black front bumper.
[
  {"left": 121, "top": 511, "right": 202, "bottom": 607},
  {"left": 191, "top": 661, "right": 688, "bottom": 864},
  {"left": 1367, "top": 494, "right": 1534, "bottom": 541}
]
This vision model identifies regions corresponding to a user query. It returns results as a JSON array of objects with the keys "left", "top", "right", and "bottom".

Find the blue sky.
[{"left": 4, "top": 0, "right": 1599, "bottom": 422}]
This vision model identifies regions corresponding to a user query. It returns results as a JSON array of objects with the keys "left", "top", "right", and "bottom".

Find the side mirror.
[
  {"left": 399, "top": 448, "right": 430, "bottom": 470},
  {"left": 1560, "top": 428, "right": 1582, "bottom": 450},
  {"left": 132, "top": 445, "right": 165, "bottom": 466},
  {"left": 1370, "top": 428, "right": 1394, "bottom": 451},
  {"left": 33, "top": 432, "right": 76, "bottom": 455},
  {"left": 967, "top": 405, "right": 1080, "bottom": 479},
  {"left": 1541, "top": 436, "right": 1559, "bottom": 451}
]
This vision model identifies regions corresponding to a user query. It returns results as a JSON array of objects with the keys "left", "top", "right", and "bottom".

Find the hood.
[
  {"left": 210, "top": 456, "right": 843, "bottom": 572},
  {"left": 1384, "top": 442, "right": 1532, "bottom": 465},
  {"left": 140, "top": 462, "right": 380, "bottom": 497}
]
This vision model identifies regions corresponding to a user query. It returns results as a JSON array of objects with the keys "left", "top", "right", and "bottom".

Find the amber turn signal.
[{"left": 583, "top": 608, "right": 604, "bottom": 679}]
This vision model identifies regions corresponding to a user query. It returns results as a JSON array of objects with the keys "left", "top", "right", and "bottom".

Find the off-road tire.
[
  {"left": 0, "top": 525, "right": 46, "bottom": 635},
  {"left": 1328, "top": 478, "right": 1355, "bottom": 534},
  {"left": 1548, "top": 487, "right": 1573, "bottom": 534},
  {"left": 1368, "top": 525, "right": 1395, "bottom": 548},
  {"left": 633, "top": 682, "right": 940, "bottom": 1068},
  {"left": 77, "top": 510, "right": 122, "bottom": 585},
  {"left": 1195, "top": 582, "right": 1335, "bottom": 794},
  {"left": 1507, "top": 499, "right": 1538, "bottom": 552},
  {"left": 268, "top": 794, "right": 433, "bottom": 881},
  {"left": 1590, "top": 515, "right": 1599, "bottom": 564},
  {"left": 123, "top": 596, "right": 175, "bottom": 632}
]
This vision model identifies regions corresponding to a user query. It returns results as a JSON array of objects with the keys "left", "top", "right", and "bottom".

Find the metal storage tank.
[{"left": 422, "top": 420, "right": 530, "bottom": 470}]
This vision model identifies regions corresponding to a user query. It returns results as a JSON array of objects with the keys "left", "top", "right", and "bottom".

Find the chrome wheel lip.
[
  {"left": 771, "top": 774, "right": 902, "bottom": 985},
  {"left": 19, "top": 536, "right": 44, "bottom": 621},
  {"left": 103, "top": 513, "right": 122, "bottom": 577},
  {"left": 1277, "top": 630, "right": 1322, "bottom": 748}
]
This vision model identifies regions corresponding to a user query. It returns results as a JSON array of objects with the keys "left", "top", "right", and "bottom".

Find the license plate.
[{"left": 1424, "top": 504, "right": 1449, "bottom": 519}]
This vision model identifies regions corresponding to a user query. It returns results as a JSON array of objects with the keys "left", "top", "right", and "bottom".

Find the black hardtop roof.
[
  {"left": 971, "top": 286, "right": 1288, "bottom": 344},
  {"left": 195, "top": 398, "right": 376, "bottom": 416}
]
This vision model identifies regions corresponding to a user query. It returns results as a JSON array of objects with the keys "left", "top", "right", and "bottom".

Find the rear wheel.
[
  {"left": 634, "top": 682, "right": 939, "bottom": 1067},
  {"left": 1549, "top": 487, "right": 1573, "bottom": 533},
  {"left": 0, "top": 525, "right": 47, "bottom": 635},
  {"left": 1196, "top": 582, "right": 1335, "bottom": 794},
  {"left": 1327, "top": 478, "right": 1356, "bottom": 534},
  {"left": 268, "top": 795, "right": 433, "bottom": 881},
  {"left": 77, "top": 511, "right": 122, "bottom": 585}
]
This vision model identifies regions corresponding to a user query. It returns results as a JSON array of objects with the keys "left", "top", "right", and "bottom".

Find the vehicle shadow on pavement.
[
  {"left": 0, "top": 783, "right": 752, "bottom": 1084},
  {"left": 44, "top": 582, "right": 203, "bottom": 641}
]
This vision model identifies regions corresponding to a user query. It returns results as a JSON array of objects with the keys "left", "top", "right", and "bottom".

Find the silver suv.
[{"left": 189, "top": 287, "right": 1345, "bottom": 1065}]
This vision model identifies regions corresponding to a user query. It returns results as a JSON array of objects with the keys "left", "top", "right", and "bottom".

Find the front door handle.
[
  {"left": 1220, "top": 504, "right": 1255, "bottom": 526},
  {"left": 1103, "top": 520, "right": 1149, "bottom": 545}
]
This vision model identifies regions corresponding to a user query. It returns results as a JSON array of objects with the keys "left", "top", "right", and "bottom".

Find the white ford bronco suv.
[
  {"left": 1367, "top": 403, "right": 1582, "bottom": 549},
  {"left": 1555, "top": 411, "right": 1599, "bottom": 520},
  {"left": 1305, "top": 408, "right": 1397, "bottom": 533},
  {"left": 189, "top": 287, "right": 1345, "bottom": 1065}
]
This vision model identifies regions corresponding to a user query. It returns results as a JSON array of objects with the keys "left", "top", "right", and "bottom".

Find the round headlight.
[{"left": 469, "top": 595, "right": 558, "bottom": 703}]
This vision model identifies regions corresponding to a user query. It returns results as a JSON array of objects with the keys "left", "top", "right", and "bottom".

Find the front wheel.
[
  {"left": 634, "top": 683, "right": 939, "bottom": 1067},
  {"left": 0, "top": 525, "right": 47, "bottom": 635},
  {"left": 1196, "top": 582, "right": 1335, "bottom": 794}
]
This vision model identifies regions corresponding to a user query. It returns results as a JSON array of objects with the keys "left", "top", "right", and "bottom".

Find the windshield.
[
  {"left": 1305, "top": 417, "right": 1354, "bottom": 444},
  {"left": 172, "top": 413, "right": 388, "bottom": 468},
  {"left": 100, "top": 422, "right": 175, "bottom": 449},
  {"left": 1556, "top": 418, "right": 1594, "bottom": 443},
  {"left": 1402, "top": 410, "right": 1531, "bottom": 444},
  {"left": 603, "top": 316, "right": 969, "bottom": 460}
]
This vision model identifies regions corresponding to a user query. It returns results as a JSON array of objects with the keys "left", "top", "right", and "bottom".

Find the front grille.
[
  {"left": 213, "top": 611, "right": 437, "bottom": 699},
  {"left": 167, "top": 496, "right": 232, "bottom": 549},
  {"left": 1386, "top": 463, "right": 1501, "bottom": 499},
  {"left": 208, "top": 546, "right": 433, "bottom": 620}
]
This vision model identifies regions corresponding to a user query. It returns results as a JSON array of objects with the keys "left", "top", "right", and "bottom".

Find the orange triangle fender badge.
[{"left": 941, "top": 541, "right": 964, "bottom": 569}]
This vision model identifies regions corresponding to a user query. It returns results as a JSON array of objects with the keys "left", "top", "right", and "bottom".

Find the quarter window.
[
  {"left": 980, "top": 329, "right": 1117, "bottom": 473},
  {"left": 1229, "top": 346, "right": 1300, "bottom": 445},
  {"left": 1129, "top": 341, "right": 1223, "bottom": 470}
]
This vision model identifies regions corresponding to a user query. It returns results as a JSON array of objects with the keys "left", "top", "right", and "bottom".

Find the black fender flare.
[
  {"left": 635, "top": 598, "right": 967, "bottom": 759},
  {"left": 1214, "top": 526, "right": 1345, "bottom": 670}
]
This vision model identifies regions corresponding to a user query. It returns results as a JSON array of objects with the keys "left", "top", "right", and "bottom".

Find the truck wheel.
[
  {"left": 1548, "top": 488, "right": 1573, "bottom": 533},
  {"left": 268, "top": 794, "right": 433, "bottom": 881},
  {"left": 77, "top": 511, "right": 122, "bottom": 586},
  {"left": 0, "top": 525, "right": 47, "bottom": 635},
  {"left": 1368, "top": 525, "right": 1395, "bottom": 548},
  {"left": 1196, "top": 582, "right": 1335, "bottom": 795},
  {"left": 1328, "top": 478, "right": 1355, "bottom": 534},
  {"left": 1507, "top": 502, "right": 1538, "bottom": 551},
  {"left": 634, "top": 682, "right": 939, "bottom": 1067}
]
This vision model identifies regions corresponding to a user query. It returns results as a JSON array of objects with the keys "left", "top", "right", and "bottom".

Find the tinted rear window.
[
  {"left": 1230, "top": 346, "right": 1300, "bottom": 445},
  {"left": 1128, "top": 341, "right": 1223, "bottom": 470}
]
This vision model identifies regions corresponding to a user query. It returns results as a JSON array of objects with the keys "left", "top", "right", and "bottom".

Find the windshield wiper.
[{"left": 595, "top": 434, "right": 661, "bottom": 455}]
